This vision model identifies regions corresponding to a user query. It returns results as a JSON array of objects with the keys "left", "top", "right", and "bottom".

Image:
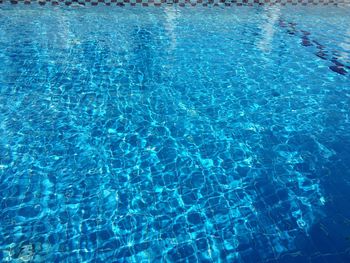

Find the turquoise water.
[{"left": 0, "top": 4, "right": 350, "bottom": 262}]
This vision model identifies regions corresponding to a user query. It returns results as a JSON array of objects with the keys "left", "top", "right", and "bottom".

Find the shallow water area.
[{"left": 0, "top": 3, "right": 350, "bottom": 262}]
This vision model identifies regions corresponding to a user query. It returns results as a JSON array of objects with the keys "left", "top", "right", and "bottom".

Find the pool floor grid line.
[{"left": 277, "top": 18, "right": 349, "bottom": 75}]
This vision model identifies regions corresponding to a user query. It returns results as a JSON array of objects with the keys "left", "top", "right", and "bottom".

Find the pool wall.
[{"left": 1, "top": 0, "right": 350, "bottom": 6}]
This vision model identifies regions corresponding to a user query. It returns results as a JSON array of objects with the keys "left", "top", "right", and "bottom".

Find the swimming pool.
[{"left": 0, "top": 2, "right": 350, "bottom": 262}]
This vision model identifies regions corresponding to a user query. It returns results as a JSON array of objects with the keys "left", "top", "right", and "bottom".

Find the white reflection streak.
[
  {"left": 257, "top": 6, "right": 281, "bottom": 53},
  {"left": 164, "top": 6, "right": 179, "bottom": 51},
  {"left": 57, "top": 12, "right": 74, "bottom": 50}
]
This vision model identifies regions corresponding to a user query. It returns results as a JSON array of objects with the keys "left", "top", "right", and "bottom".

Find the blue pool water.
[{"left": 1, "top": 3, "right": 350, "bottom": 262}]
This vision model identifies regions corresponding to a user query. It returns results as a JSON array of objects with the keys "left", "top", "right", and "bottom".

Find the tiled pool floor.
[{"left": 0, "top": 4, "right": 350, "bottom": 262}]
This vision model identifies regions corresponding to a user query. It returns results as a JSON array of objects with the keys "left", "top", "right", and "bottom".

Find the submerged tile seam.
[
  {"left": 1, "top": 0, "right": 350, "bottom": 6},
  {"left": 278, "top": 18, "right": 349, "bottom": 75}
]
